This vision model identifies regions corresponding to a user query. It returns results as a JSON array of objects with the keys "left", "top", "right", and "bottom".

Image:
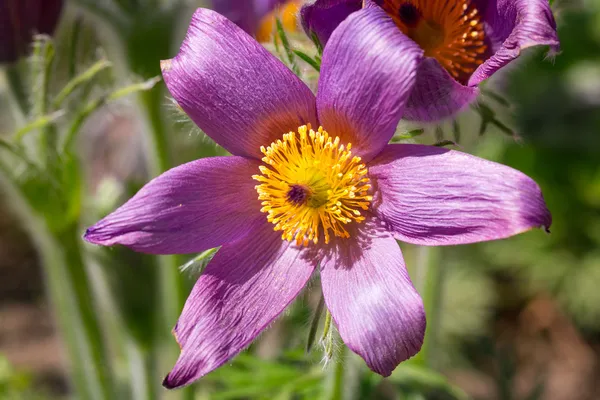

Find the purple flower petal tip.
[
  {"left": 82, "top": 156, "right": 264, "bottom": 255},
  {"left": 370, "top": 145, "right": 552, "bottom": 246},
  {"left": 320, "top": 217, "right": 426, "bottom": 376},
  {"left": 161, "top": 8, "right": 316, "bottom": 159},
  {"left": 161, "top": 223, "right": 315, "bottom": 389}
]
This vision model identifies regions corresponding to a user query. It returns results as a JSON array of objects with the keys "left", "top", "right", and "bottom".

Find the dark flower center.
[
  {"left": 398, "top": 3, "right": 420, "bottom": 27},
  {"left": 286, "top": 184, "right": 310, "bottom": 205}
]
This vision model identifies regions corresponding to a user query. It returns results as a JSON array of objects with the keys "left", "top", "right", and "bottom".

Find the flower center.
[
  {"left": 379, "top": 0, "right": 487, "bottom": 83},
  {"left": 252, "top": 125, "right": 372, "bottom": 246}
]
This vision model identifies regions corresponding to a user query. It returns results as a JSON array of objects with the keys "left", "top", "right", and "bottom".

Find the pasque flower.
[
  {"left": 210, "top": 0, "right": 301, "bottom": 42},
  {"left": 301, "top": 0, "right": 560, "bottom": 121},
  {"left": 0, "top": 0, "right": 63, "bottom": 63},
  {"left": 84, "top": 8, "right": 551, "bottom": 388}
]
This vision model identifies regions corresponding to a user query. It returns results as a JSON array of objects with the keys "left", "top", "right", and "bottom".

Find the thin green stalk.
[
  {"left": 326, "top": 347, "right": 346, "bottom": 400},
  {"left": 0, "top": 173, "right": 112, "bottom": 400},
  {"left": 127, "top": 341, "right": 158, "bottom": 400},
  {"left": 138, "top": 86, "right": 195, "bottom": 398},
  {"left": 412, "top": 246, "right": 443, "bottom": 368},
  {"left": 58, "top": 224, "right": 115, "bottom": 397},
  {"left": 4, "top": 63, "right": 29, "bottom": 117}
]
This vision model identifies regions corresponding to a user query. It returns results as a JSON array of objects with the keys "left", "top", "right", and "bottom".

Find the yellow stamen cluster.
[
  {"left": 252, "top": 125, "right": 372, "bottom": 246},
  {"left": 381, "top": 0, "right": 487, "bottom": 84}
]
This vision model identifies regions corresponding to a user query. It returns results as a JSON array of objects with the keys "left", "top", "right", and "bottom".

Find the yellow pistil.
[
  {"left": 252, "top": 125, "right": 372, "bottom": 246},
  {"left": 380, "top": 0, "right": 487, "bottom": 84}
]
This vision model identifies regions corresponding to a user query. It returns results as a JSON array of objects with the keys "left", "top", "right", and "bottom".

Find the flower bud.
[{"left": 0, "top": 0, "right": 63, "bottom": 63}]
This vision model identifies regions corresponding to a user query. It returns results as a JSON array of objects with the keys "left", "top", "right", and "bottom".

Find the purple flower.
[
  {"left": 301, "top": 0, "right": 560, "bottom": 121},
  {"left": 84, "top": 8, "right": 551, "bottom": 388},
  {"left": 210, "top": 0, "right": 301, "bottom": 42},
  {"left": 0, "top": 0, "right": 63, "bottom": 63}
]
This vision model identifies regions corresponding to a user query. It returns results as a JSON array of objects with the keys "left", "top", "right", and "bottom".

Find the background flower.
[
  {"left": 301, "top": 0, "right": 560, "bottom": 121},
  {"left": 0, "top": 0, "right": 63, "bottom": 63},
  {"left": 210, "top": 0, "right": 302, "bottom": 41}
]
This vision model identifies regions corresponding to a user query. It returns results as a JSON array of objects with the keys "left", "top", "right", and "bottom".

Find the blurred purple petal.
[
  {"left": 209, "top": 0, "right": 284, "bottom": 35},
  {"left": 209, "top": 0, "right": 259, "bottom": 34},
  {"left": 161, "top": 8, "right": 317, "bottom": 159},
  {"left": 300, "top": 0, "right": 361, "bottom": 47},
  {"left": 317, "top": 7, "right": 423, "bottom": 162},
  {"left": 163, "top": 223, "right": 315, "bottom": 388},
  {"left": 470, "top": 0, "right": 560, "bottom": 86},
  {"left": 84, "top": 156, "right": 263, "bottom": 254},
  {"left": 403, "top": 58, "right": 479, "bottom": 122},
  {"left": 320, "top": 216, "right": 425, "bottom": 376},
  {"left": 369, "top": 144, "right": 552, "bottom": 246}
]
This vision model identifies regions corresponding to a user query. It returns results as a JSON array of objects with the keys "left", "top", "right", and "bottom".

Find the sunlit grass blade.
[
  {"left": 275, "top": 17, "right": 300, "bottom": 75},
  {"left": 293, "top": 50, "right": 321, "bottom": 72},
  {"left": 62, "top": 76, "right": 161, "bottom": 152},
  {"left": 53, "top": 59, "right": 112, "bottom": 108}
]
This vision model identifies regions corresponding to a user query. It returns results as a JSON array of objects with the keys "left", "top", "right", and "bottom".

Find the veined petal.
[
  {"left": 161, "top": 8, "right": 317, "bottom": 159},
  {"left": 163, "top": 222, "right": 315, "bottom": 388},
  {"left": 369, "top": 144, "right": 552, "bottom": 246},
  {"left": 317, "top": 6, "right": 423, "bottom": 162},
  {"left": 469, "top": 0, "right": 560, "bottom": 86},
  {"left": 84, "top": 156, "right": 263, "bottom": 254},
  {"left": 320, "top": 216, "right": 425, "bottom": 376},
  {"left": 300, "top": 0, "right": 361, "bottom": 47},
  {"left": 403, "top": 58, "right": 479, "bottom": 122}
]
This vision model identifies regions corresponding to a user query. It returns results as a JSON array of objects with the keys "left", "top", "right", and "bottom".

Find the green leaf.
[
  {"left": 389, "top": 364, "right": 470, "bottom": 400},
  {"left": 391, "top": 129, "right": 425, "bottom": 142},
  {"left": 452, "top": 119, "right": 461, "bottom": 143},
  {"left": 293, "top": 50, "right": 321, "bottom": 72},
  {"left": 12, "top": 110, "right": 65, "bottom": 141},
  {"left": 275, "top": 16, "right": 300, "bottom": 75},
  {"left": 433, "top": 140, "right": 458, "bottom": 148},
  {"left": 62, "top": 76, "right": 162, "bottom": 152},
  {"left": 53, "top": 59, "right": 112, "bottom": 108},
  {"left": 179, "top": 248, "right": 218, "bottom": 277},
  {"left": 306, "top": 293, "right": 325, "bottom": 352}
]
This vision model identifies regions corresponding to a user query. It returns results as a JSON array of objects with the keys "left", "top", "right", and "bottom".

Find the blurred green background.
[{"left": 1, "top": 0, "right": 599, "bottom": 399}]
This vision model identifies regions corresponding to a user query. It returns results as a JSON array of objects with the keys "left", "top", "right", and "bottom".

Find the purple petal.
[
  {"left": 369, "top": 144, "right": 552, "bottom": 246},
  {"left": 469, "top": 0, "right": 560, "bottom": 86},
  {"left": 300, "top": 0, "right": 361, "bottom": 47},
  {"left": 208, "top": 0, "right": 260, "bottom": 34},
  {"left": 320, "top": 216, "right": 425, "bottom": 376},
  {"left": 84, "top": 156, "right": 263, "bottom": 254},
  {"left": 402, "top": 58, "right": 480, "bottom": 122},
  {"left": 161, "top": 8, "right": 317, "bottom": 159},
  {"left": 163, "top": 222, "right": 315, "bottom": 388},
  {"left": 317, "top": 7, "right": 423, "bottom": 162}
]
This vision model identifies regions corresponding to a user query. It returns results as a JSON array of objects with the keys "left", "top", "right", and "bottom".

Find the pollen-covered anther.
[{"left": 253, "top": 125, "right": 372, "bottom": 246}]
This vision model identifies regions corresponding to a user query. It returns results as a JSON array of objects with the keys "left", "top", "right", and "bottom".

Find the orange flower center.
[{"left": 380, "top": 0, "right": 487, "bottom": 83}]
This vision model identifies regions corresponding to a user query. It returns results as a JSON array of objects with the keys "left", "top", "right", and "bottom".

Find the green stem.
[
  {"left": 138, "top": 85, "right": 196, "bottom": 398},
  {"left": 58, "top": 224, "right": 115, "bottom": 396},
  {"left": 128, "top": 341, "right": 158, "bottom": 400},
  {"left": 412, "top": 246, "right": 443, "bottom": 368},
  {"left": 0, "top": 173, "right": 113, "bottom": 400},
  {"left": 326, "top": 348, "right": 346, "bottom": 400},
  {"left": 4, "top": 63, "right": 29, "bottom": 117}
]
